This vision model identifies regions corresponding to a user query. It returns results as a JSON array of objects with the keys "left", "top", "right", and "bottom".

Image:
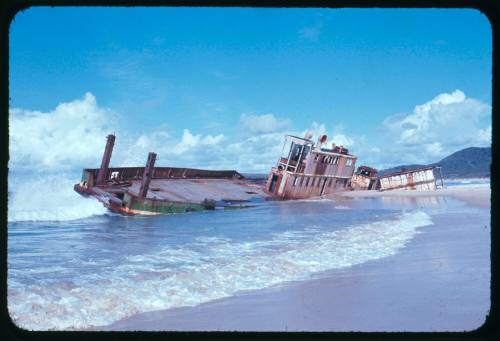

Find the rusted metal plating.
[
  {"left": 265, "top": 133, "right": 357, "bottom": 199},
  {"left": 351, "top": 165, "right": 379, "bottom": 190},
  {"left": 74, "top": 135, "right": 264, "bottom": 216},
  {"left": 377, "top": 166, "right": 444, "bottom": 191},
  {"left": 96, "top": 134, "right": 115, "bottom": 185},
  {"left": 138, "top": 152, "right": 156, "bottom": 198}
]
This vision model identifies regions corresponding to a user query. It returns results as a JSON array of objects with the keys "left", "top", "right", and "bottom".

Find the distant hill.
[
  {"left": 378, "top": 164, "right": 427, "bottom": 177},
  {"left": 435, "top": 147, "right": 491, "bottom": 178},
  {"left": 378, "top": 147, "right": 491, "bottom": 179}
]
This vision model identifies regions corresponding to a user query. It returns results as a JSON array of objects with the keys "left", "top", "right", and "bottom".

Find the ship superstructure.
[{"left": 265, "top": 134, "right": 357, "bottom": 199}]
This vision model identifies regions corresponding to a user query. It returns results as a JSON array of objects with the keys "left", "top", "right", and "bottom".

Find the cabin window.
[
  {"left": 303, "top": 146, "right": 311, "bottom": 157},
  {"left": 346, "top": 159, "right": 353, "bottom": 166},
  {"left": 305, "top": 177, "right": 310, "bottom": 187},
  {"left": 293, "top": 176, "right": 298, "bottom": 187},
  {"left": 314, "top": 154, "right": 319, "bottom": 162},
  {"left": 322, "top": 156, "right": 327, "bottom": 163},
  {"left": 333, "top": 157, "right": 339, "bottom": 165},
  {"left": 300, "top": 176, "right": 304, "bottom": 187},
  {"left": 290, "top": 143, "right": 303, "bottom": 162},
  {"left": 311, "top": 178, "right": 316, "bottom": 186}
]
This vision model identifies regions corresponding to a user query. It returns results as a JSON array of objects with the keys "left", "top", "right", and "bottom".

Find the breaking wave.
[
  {"left": 8, "top": 211, "right": 432, "bottom": 330},
  {"left": 8, "top": 174, "right": 107, "bottom": 222}
]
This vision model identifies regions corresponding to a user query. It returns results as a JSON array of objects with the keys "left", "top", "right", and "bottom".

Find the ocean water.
[
  {"left": 7, "top": 175, "right": 438, "bottom": 330},
  {"left": 443, "top": 178, "right": 490, "bottom": 188}
]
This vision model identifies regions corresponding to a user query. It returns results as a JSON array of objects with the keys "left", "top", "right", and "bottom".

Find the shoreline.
[
  {"left": 95, "top": 186, "right": 490, "bottom": 332},
  {"left": 334, "top": 185, "right": 490, "bottom": 209}
]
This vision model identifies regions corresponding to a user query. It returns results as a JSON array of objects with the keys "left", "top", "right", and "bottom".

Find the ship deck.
[{"left": 119, "top": 178, "right": 268, "bottom": 204}]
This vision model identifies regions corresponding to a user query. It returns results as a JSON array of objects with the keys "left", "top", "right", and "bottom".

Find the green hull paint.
[
  {"left": 222, "top": 205, "right": 255, "bottom": 210},
  {"left": 119, "top": 192, "right": 254, "bottom": 215},
  {"left": 129, "top": 201, "right": 206, "bottom": 214}
]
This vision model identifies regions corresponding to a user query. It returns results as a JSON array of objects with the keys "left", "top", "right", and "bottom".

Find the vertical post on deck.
[
  {"left": 277, "top": 137, "right": 286, "bottom": 168},
  {"left": 438, "top": 166, "right": 445, "bottom": 189},
  {"left": 96, "top": 134, "right": 115, "bottom": 185},
  {"left": 138, "top": 152, "right": 157, "bottom": 199}
]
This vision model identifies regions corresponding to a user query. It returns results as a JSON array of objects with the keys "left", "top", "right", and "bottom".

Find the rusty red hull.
[
  {"left": 264, "top": 134, "right": 357, "bottom": 200},
  {"left": 75, "top": 166, "right": 268, "bottom": 215}
]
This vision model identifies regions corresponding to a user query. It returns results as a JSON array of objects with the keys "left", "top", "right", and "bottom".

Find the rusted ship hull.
[
  {"left": 265, "top": 167, "right": 352, "bottom": 199},
  {"left": 350, "top": 165, "right": 378, "bottom": 191},
  {"left": 74, "top": 135, "right": 268, "bottom": 216},
  {"left": 74, "top": 169, "right": 266, "bottom": 215},
  {"left": 377, "top": 166, "right": 444, "bottom": 191}
]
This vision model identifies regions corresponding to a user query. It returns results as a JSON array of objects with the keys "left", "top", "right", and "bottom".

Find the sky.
[{"left": 9, "top": 7, "right": 492, "bottom": 174}]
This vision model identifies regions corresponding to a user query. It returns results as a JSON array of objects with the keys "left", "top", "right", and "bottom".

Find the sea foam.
[
  {"left": 8, "top": 174, "right": 107, "bottom": 222},
  {"left": 8, "top": 211, "right": 432, "bottom": 330}
]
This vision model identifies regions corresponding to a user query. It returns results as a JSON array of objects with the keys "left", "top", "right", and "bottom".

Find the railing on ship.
[
  {"left": 86, "top": 167, "right": 244, "bottom": 184},
  {"left": 278, "top": 158, "right": 306, "bottom": 173}
]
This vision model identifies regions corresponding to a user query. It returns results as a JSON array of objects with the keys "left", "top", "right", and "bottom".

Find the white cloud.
[
  {"left": 173, "top": 129, "right": 224, "bottom": 155},
  {"left": 301, "top": 122, "right": 357, "bottom": 149},
  {"left": 134, "top": 130, "right": 170, "bottom": 149},
  {"left": 301, "top": 122, "right": 327, "bottom": 139},
  {"left": 477, "top": 125, "right": 492, "bottom": 144},
  {"left": 9, "top": 92, "right": 116, "bottom": 170},
  {"left": 333, "top": 134, "right": 354, "bottom": 147},
  {"left": 381, "top": 89, "right": 491, "bottom": 164},
  {"left": 225, "top": 132, "right": 285, "bottom": 173},
  {"left": 120, "top": 128, "right": 225, "bottom": 167},
  {"left": 331, "top": 125, "right": 356, "bottom": 147},
  {"left": 13, "top": 90, "right": 489, "bottom": 175},
  {"left": 7, "top": 93, "right": 274, "bottom": 173},
  {"left": 240, "top": 113, "right": 291, "bottom": 135}
]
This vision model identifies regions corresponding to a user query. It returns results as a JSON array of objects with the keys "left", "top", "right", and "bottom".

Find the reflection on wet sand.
[{"left": 380, "top": 195, "right": 448, "bottom": 208}]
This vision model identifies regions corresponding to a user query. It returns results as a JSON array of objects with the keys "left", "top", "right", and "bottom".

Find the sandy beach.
[
  {"left": 336, "top": 185, "right": 491, "bottom": 209},
  {"left": 98, "top": 185, "right": 491, "bottom": 332}
]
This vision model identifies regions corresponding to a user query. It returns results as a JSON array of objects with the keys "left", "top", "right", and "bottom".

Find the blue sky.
[{"left": 9, "top": 7, "right": 492, "bottom": 173}]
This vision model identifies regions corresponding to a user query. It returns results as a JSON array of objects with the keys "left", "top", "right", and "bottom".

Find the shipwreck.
[
  {"left": 74, "top": 134, "right": 267, "bottom": 215},
  {"left": 350, "top": 165, "right": 378, "bottom": 191},
  {"left": 76, "top": 131, "right": 445, "bottom": 216},
  {"left": 376, "top": 166, "right": 444, "bottom": 191},
  {"left": 350, "top": 165, "right": 444, "bottom": 192},
  {"left": 265, "top": 133, "right": 357, "bottom": 199},
  {"left": 264, "top": 133, "right": 445, "bottom": 199}
]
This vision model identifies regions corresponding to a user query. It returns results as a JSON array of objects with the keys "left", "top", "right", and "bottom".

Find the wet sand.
[
  {"left": 99, "top": 186, "right": 490, "bottom": 332},
  {"left": 337, "top": 186, "right": 491, "bottom": 209}
]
